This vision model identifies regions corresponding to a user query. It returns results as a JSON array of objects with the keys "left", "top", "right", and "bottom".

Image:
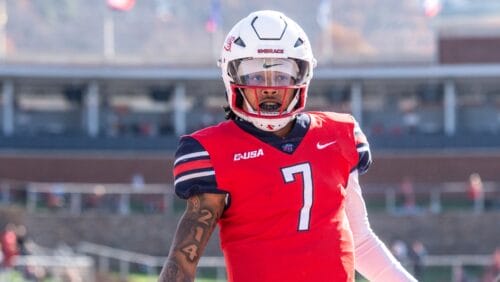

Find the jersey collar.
[{"left": 234, "top": 113, "right": 311, "bottom": 154}]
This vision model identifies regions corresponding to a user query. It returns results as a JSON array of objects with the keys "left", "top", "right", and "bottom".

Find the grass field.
[
  {"left": 125, "top": 265, "right": 486, "bottom": 282},
  {"left": 1, "top": 263, "right": 486, "bottom": 282}
]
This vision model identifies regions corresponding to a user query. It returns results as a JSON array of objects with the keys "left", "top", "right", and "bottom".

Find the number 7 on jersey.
[{"left": 281, "top": 163, "right": 313, "bottom": 231}]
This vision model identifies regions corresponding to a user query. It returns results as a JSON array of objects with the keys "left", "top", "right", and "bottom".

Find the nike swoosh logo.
[
  {"left": 262, "top": 63, "right": 282, "bottom": 69},
  {"left": 316, "top": 141, "right": 337, "bottom": 150}
]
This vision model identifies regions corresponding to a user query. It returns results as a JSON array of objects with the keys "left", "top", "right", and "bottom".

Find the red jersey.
[{"left": 174, "top": 112, "right": 370, "bottom": 282}]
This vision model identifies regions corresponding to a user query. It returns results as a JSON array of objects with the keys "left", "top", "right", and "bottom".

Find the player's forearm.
[
  {"left": 354, "top": 234, "right": 417, "bottom": 282},
  {"left": 158, "top": 193, "right": 225, "bottom": 282},
  {"left": 159, "top": 217, "right": 205, "bottom": 282},
  {"left": 158, "top": 226, "right": 199, "bottom": 282},
  {"left": 158, "top": 257, "right": 193, "bottom": 282}
]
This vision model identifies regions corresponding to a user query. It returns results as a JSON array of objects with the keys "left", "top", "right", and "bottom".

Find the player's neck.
[{"left": 272, "top": 121, "right": 294, "bottom": 138}]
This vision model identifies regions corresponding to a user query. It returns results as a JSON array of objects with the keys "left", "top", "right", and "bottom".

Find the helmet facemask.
[{"left": 227, "top": 58, "right": 310, "bottom": 131}]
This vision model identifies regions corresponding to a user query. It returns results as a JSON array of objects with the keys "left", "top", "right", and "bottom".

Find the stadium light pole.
[
  {"left": 443, "top": 80, "right": 456, "bottom": 136},
  {"left": 317, "top": 0, "right": 333, "bottom": 62},
  {"left": 0, "top": 0, "right": 7, "bottom": 60},
  {"left": 104, "top": 0, "right": 135, "bottom": 60},
  {"left": 173, "top": 83, "right": 187, "bottom": 136},
  {"left": 85, "top": 81, "right": 100, "bottom": 137},
  {"left": 103, "top": 8, "right": 116, "bottom": 60},
  {"left": 1, "top": 80, "right": 14, "bottom": 136},
  {"left": 350, "top": 82, "right": 363, "bottom": 126}
]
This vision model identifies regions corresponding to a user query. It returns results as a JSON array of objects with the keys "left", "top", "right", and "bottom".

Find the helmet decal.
[
  {"left": 224, "top": 36, "right": 235, "bottom": 52},
  {"left": 257, "top": 49, "right": 284, "bottom": 54},
  {"left": 251, "top": 15, "right": 287, "bottom": 40}
]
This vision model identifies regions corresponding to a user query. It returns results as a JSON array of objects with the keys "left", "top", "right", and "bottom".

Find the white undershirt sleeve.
[{"left": 345, "top": 171, "right": 418, "bottom": 282}]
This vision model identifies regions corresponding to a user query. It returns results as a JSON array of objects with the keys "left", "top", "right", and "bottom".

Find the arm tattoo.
[
  {"left": 159, "top": 260, "right": 191, "bottom": 282},
  {"left": 158, "top": 193, "right": 224, "bottom": 282}
]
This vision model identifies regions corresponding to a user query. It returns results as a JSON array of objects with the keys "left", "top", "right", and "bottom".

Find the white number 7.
[{"left": 281, "top": 163, "right": 313, "bottom": 231}]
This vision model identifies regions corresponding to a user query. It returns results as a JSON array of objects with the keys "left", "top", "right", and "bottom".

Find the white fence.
[
  {"left": 0, "top": 247, "right": 494, "bottom": 282},
  {"left": 76, "top": 241, "right": 226, "bottom": 281},
  {"left": 76, "top": 241, "right": 495, "bottom": 282},
  {"left": 0, "top": 180, "right": 498, "bottom": 215},
  {"left": 354, "top": 181, "right": 499, "bottom": 215},
  {"left": 0, "top": 181, "right": 176, "bottom": 215},
  {"left": 9, "top": 254, "right": 95, "bottom": 282}
]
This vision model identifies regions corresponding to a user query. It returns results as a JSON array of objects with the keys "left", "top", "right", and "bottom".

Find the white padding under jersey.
[{"left": 345, "top": 171, "right": 417, "bottom": 282}]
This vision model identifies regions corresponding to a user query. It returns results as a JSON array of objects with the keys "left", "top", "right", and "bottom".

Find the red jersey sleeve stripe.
[
  {"left": 174, "top": 159, "right": 213, "bottom": 178},
  {"left": 174, "top": 151, "right": 209, "bottom": 166}
]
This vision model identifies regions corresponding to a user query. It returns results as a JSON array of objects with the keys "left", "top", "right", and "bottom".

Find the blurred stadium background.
[{"left": 0, "top": 0, "right": 499, "bottom": 281}]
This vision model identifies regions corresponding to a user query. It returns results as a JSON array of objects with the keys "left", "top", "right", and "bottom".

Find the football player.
[{"left": 159, "top": 10, "right": 417, "bottom": 282}]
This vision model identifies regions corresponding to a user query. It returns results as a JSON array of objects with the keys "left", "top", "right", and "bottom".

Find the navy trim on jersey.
[
  {"left": 174, "top": 136, "right": 222, "bottom": 199},
  {"left": 175, "top": 136, "right": 209, "bottom": 161},
  {"left": 234, "top": 113, "right": 311, "bottom": 154},
  {"left": 352, "top": 119, "right": 373, "bottom": 174},
  {"left": 356, "top": 143, "right": 372, "bottom": 175},
  {"left": 175, "top": 175, "right": 226, "bottom": 199}
]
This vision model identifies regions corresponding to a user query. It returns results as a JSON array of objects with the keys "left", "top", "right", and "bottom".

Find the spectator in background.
[
  {"left": 468, "top": 172, "right": 484, "bottom": 213},
  {"left": 48, "top": 183, "right": 65, "bottom": 210},
  {"left": 15, "top": 225, "right": 29, "bottom": 256},
  {"left": 409, "top": 240, "right": 427, "bottom": 280},
  {"left": 391, "top": 239, "right": 409, "bottom": 265},
  {"left": 61, "top": 267, "right": 83, "bottom": 282},
  {"left": 400, "top": 176, "right": 418, "bottom": 215},
  {"left": 402, "top": 109, "right": 420, "bottom": 134},
  {"left": 14, "top": 225, "right": 46, "bottom": 281},
  {"left": 1, "top": 223, "right": 19, "bottom": 268},
  {"left": 0, "top": 242, "right": 3, "bottom": 266},
  {"left": 131, "top": 173, "right": 145, "bottom": 190},
  {"left": 482, "top": 247, "right": 500, "bottom": 282}
]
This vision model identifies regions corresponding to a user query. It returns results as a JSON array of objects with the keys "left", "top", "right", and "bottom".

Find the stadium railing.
[
  {"left": 0, "top": 180, "right": 175, "bottom": 215},
  {"left": 75, "top": 241, "right": 493, "bottom": 282},
  {"left": 12, "top": 254, "right": 95, "bottom": 282},
  {"left": 76, "top": 241, "right": 226, "bottom": 281},
  {"left": 362, "top": 181, "right": 499, "bottom": 214},
  {"left": 1, "top": 180, "right": 497, "bottom": 215}
]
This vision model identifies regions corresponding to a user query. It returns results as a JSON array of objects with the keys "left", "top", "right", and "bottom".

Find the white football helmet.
[{"left": 219, "top": 10, "right": 317, "bottom": 131}]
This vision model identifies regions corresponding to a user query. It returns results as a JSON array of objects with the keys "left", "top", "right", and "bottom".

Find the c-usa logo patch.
[{"left": 281, "top": 143, "right": 294, "bottom": 153}]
